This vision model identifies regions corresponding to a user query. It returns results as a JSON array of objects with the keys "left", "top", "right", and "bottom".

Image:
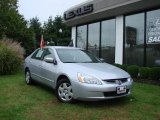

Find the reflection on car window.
[
  {"left": 36, "top": 50, "right": 43, "bottom": 58},
  {"left": 43, "top": 49, "right": 54, "bottom": 60},
  {"left": 56, "top": 49, "right": 101, "bottom": 63},
  {"left": 31, "top": 49, "right": 44, "bottom": 60}
]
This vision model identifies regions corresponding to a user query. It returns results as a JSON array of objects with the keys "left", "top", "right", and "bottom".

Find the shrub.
[
  {"left": 114, "top": 64, "right": 128, "bottom": 71},
  {"left": 114, "top": 63, "right": 121, "bottom": 68},
  {"left": 0, "top": 38, "right": 25, "bottom": 75},
  {"left": 149, "top": 67, "right": 160, "bottom": 80},
  {"left": 139, "top": 67, "right": 150, "bottom": 79},
  {"left": 120, "top": 64, "right": 128, "bottom": 71},
  {"left": 127, "top": 65, "right": 139, "bottom": 78}
]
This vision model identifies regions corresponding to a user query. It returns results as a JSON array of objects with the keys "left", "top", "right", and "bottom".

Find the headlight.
[
  {"left": 127, "top": 77, "right": 133, "bottom": 82},
  {"left": 77, "top": 73, "right": 102, "bottom": 85}
]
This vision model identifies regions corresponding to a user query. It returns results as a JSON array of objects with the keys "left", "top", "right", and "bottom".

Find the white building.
[{"left": 64, "top": 0, "right": 160, "bottom": 67}]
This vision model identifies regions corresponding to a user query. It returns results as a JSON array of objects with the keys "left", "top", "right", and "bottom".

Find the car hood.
[{"left": 62, "top": 63, "right": 130, "bottom": 80}]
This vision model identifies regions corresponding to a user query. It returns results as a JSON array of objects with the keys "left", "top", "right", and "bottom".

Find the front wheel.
[
  {"left": 56, "top": 79, "right": 74, "bottom": 103},
  {"left": 25, "top": 69, "right": 32, "bottom": 85}
]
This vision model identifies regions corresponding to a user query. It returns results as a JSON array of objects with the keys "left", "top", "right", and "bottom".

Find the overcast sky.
[{"left": 18, "top": 0, "right": 87, "bottom": 23}]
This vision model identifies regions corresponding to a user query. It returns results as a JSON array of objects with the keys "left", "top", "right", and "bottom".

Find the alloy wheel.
[
  {"left": 25, "top": 70, "right": 32, "bottom": 84},
  {"left": 58, "top": 82, "right": 73, "bottom": 102}
]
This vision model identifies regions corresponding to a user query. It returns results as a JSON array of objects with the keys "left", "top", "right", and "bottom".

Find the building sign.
[
  {"left": 64, "top": 4, "right": 94, "bottom": 20},
  {"left": 147, "top": 18, "right": 160, "bottom": 44},
  {"left": 126, "top": 26, "right": 137, "bottom": 45}
]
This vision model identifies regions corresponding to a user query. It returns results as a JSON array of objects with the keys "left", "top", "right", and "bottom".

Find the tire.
[
  {"left": 25, "top": 69, "right": 32, "bottom": 85},
  {"left": 56, "top": 79, "right": 74, "bottom": 103}
]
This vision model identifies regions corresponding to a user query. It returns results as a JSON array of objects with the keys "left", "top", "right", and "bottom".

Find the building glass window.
[
  {"left": 101, "top": 19, "right": 116, "bottom": 64},
  {"left": 88, "top": 22, "right": 100, "bottom": 57},
  {"left": 125, "top": 13, "right": 144, "bottom": 66},
  {"left": 146, "top": 9, "right": 160, "bottom": 67},
  {"left": 77, "top": 25, "right": 87, "bottom": 49}
]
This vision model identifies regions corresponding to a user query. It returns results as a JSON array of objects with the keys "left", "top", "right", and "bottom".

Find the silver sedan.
[{"left": 24, "top": 46, "right": 133, "bottom": 103}]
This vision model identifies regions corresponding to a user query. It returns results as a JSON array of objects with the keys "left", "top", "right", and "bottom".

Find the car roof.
[{"left": 44, "top": 46, "right": 81, "bottom": 50}]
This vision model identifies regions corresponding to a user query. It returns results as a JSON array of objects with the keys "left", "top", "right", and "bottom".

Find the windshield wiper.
[
  {"left": 63, "top": 62, "right": 77, "bottom": 63},
  {"left": 80, "top": 61, "right": 92, "bottom": 63},
  {"left": 64, "top": 61, "right": 94, "bottom": 63}
]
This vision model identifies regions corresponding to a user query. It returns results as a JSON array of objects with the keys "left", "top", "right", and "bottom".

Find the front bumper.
[{"left": 72, "top": 80, "right": 133, "bottom": 101}]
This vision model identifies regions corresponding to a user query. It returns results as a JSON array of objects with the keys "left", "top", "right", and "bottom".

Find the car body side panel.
[
  {"left": 39, "top": 61, "right": 58, "bottom": 87},
  {"left": 30, "top": 59, "right": 42, "bottom": 82}
]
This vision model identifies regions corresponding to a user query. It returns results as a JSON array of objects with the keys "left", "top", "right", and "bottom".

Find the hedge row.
[{"left": 114, "top": 64, "right": 160, "bottom": 80}]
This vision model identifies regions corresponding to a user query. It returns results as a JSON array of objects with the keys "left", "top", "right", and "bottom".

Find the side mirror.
[
  {"left": 44, "top": 57, "right": 57, "bottom": 65},
  {"left": 44, "top": 57, "right": 54, "bottom": 63},
  {"left": 53, "top": 59, "right": 57, "bottom": 65}
]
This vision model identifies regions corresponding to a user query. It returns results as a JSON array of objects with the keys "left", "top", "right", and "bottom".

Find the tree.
[
  {"left": 0, "top": 0, "right": 72, "bottom": 55},
  {"left": 29, "top": 17, "right": 42, "bottom": 49},
  {"left": 43, "top": 16, "right": 71, "bottom": 46},
  {"left": 0, "top": 0, "right": 34, "bottom": 55},
  {"left": 43, "top": 16, "right": 56, "bottom": 45},
  {"left": 0, "top": 0, "right": 18, "bottom": 38},
  {"left": 0, "top": 0, "right": 18, "bottom": 10}
]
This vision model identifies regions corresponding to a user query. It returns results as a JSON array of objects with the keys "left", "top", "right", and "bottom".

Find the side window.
[
  {"left": 42, "top": 49, "right": 55, "bottom": 60},
  {"left": 31, "top": 49, "right": 44, "bottom": 60}
]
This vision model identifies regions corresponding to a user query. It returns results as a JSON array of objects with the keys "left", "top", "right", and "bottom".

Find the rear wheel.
[
  {"left": 56, "top": 79, "right": 74, "bottom": 103},
  {"left": 25, "top": 69, "right": 32, "bottom": 85}
]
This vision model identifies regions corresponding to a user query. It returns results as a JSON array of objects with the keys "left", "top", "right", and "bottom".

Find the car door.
[
  {"left": 29, "top": 49, "right": 45, "bottom": 82},
  {"left": 40, "top": 48, "right": 57, "bottom": 87}
]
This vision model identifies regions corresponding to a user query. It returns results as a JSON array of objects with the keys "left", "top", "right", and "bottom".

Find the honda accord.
[{"left": 24, "top": 46, "right": 133, "bottom": 103}]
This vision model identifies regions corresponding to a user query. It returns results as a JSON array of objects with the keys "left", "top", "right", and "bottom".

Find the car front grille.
[
  {"left": 103, "top": 78, "right": 128, "bottom": 84},
  {"left": 104, "top": 89, "right": 129, "bottom": 97}
]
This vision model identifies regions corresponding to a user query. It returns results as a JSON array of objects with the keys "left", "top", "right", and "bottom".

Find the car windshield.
[{"left": 56, "top": 49, "right": 102, "bottom": 63}]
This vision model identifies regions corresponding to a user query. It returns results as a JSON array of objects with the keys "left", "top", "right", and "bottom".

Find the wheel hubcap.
[
  {"left": 58, "top": 83, "right": 73, "bottom": 101},
  {"left": 25, "top": 72, "right": 30, "bottom": 84}
]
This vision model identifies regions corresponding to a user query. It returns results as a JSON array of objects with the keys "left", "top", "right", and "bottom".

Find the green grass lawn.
[{"left": 0, "top": 72, "right": 160, "bottom": 120}]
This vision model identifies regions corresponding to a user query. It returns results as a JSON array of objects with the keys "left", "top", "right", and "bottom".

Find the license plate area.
[{"left": 117, "top": 86, "right": 126, "bottom": 94}]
